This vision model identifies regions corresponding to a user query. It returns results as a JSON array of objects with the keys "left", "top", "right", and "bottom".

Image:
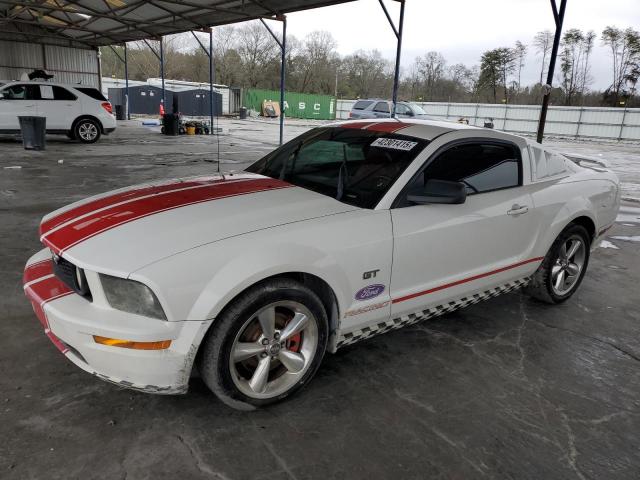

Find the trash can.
[
  {"left": 239, "top": 107, "right": 247, "bottom": 119},
  {"left": 162, "top": 113, "right": 180, "bottom": 136},
  {"left": 18, "top": 116, "right": 46, "bottom": 150},
  {"left": 115, "top": 105, "right": 126, "bottom": 120}
]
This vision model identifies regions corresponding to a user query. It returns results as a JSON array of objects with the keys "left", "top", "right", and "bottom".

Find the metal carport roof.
[{"left": 0, "top": 0, "right": 355, "bottom": 48}]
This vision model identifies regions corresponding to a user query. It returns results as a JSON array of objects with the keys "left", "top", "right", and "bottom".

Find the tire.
[
  {"left": 527, "top": 224, "right": 591, "bottom": 304},
  {"left": 74, "top": 118, "right": 101, "bottom": 143},
  {"left": 198, "top": 278, "right": 328, "bottom": 410}
]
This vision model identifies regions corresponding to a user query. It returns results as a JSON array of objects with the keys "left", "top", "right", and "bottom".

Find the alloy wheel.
[
  {"left": 230, "top": 301, "right": 318, "bottom": 399},
  {"left": 78, "top": 122, "right": 98, "bottom": 141},
  {"left": 551, "top": 234, "right": 586, "bottom": 295}
]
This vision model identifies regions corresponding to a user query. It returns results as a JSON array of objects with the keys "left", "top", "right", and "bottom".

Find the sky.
[{"left": 285, "top": 0, "right": 640, "bottom": 90}]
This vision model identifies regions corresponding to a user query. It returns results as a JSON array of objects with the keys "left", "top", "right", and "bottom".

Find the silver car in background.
[{"left": 349, "top": 99, "right": 435, "bottom": 120}]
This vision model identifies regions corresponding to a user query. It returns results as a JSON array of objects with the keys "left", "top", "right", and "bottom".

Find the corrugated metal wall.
[
  {"left": 0, "top": 40, "right": 99, "bottom": 87},
  {"left": 336, "top": 100, "right": 640, "bottom": 141}
]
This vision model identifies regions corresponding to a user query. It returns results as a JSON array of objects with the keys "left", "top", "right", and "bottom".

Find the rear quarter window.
[{"left": 76, "top": 88, "right": 107, "bottom": 101}]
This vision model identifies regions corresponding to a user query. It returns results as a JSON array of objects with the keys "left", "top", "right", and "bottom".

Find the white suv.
[{"left": 0, "top": 81, "right": 116, "bottom": 143}]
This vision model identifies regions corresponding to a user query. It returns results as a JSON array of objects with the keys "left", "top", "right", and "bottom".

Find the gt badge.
[{"left": 355, "top": 284, "right": 385, "bottom": 301}]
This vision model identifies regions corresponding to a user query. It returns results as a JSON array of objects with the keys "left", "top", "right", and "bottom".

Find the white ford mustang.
[{"left": 24, "top": 119, "right": 620, "bottom": 409}]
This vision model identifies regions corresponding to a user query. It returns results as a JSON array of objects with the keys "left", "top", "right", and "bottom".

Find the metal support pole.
[
  {"left": 209, "top": 28, "right": 214, "bottom": 135},
  {"left": 159, "top": 37, "right": 165, "bottom": 113},
  {"left": 378, "top": 0, "right": 405, "bottom": 117},
  {"left": 279, "top": 16, "right": 287, "bottom": 145},
  {"left": 260, "top": 16, "right": 287, "bottom": 145},
  {"left": 124, "top": 43, "right": 130, "bottom": 120},
  {"left": 618, "top": 105, "right": 628, "bottom": 141},
  {"left": 536, "top": 0, "right": 567, "bottom": 143}
]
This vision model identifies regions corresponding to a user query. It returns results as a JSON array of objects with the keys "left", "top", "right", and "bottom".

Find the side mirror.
[
  {"left": 406, "top": 110, "right": 415, "bottom": 117},
  {"left": 407, "top": 179, "right": 467, "bottom": 205}
]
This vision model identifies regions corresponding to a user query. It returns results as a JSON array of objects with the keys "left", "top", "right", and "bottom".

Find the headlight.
[{"left": 100, "top": 274, "right": 167, "bottom": 320}]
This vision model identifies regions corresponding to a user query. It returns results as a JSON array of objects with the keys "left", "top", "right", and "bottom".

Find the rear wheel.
[
  {"left": 527, "top": 224, "right": 590, "bottom": 304},
  {"left": 74, "top": 118, "right": 101, "bottom": 143},
  {"left": 199, "top": 279, "right": 328, "bottom": 410}
]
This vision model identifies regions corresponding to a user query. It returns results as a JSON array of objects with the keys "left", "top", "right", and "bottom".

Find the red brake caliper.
[{"left": 286, "top": 333, "right": 302, "bottom": 353}]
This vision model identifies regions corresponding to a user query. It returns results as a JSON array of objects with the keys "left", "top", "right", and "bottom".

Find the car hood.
[{"left": 39, "top": 173, "right": 357, "bottom": 276}]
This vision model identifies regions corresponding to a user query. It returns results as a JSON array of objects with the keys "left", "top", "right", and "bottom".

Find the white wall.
[
  {"left": 0, "top": 41, "right": 99, "bottom": 87},
  {"left": 336, "top": 99, "right": 640, "bottom": 141}
]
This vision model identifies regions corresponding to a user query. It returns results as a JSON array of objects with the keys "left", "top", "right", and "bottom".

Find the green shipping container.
[{"left": 244, "top": 89, "right": 336, "bottom": 120}]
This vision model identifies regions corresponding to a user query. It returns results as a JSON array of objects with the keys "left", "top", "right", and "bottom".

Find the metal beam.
[
  {"left": 159, "top": 37, "right": 165, "bottom": 113},
  {"left": 260, "top": 15, "right": 287, "bottom": 145},
  {"left": 124, "top": 42, "right": 130, "bottom": 120},
  {"left": 378, "top": 0, "right": 405, "bottom": 117},
  {"left": 209, "top": 28, "right": 215, "bottom": 137},
  {"left": 190, "top": 31, "right": 210, "bottom": 58},
  {"left": 536, "top": 0, "right": 568, "bottom": 143}
]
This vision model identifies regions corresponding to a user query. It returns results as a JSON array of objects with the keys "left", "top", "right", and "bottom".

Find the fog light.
[{"left": 93, "top": 335, "right": 171, "bottom": 350}]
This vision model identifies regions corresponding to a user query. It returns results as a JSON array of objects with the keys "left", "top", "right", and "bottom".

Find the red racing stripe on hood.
[
  {"left": 40, "top": 176, "right": 235, "bottom": 236},
  {"left": 41, "top": 177, "right": 292, "bottom": 255}
]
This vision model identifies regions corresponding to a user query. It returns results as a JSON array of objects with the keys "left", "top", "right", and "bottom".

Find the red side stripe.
[
  {"left": 365, "top": 122, "right": 406, "bottom": 133},
  {"left": 40, "top": 176, "right": 232, "bottom": 236},
  {"left": 23, "top": 258, "right": 53, "bottom": 284},
  {"left": 42, "top": 178, "right": 292, "bottom": 255},
  {"left": 392, "top": 257, "right": 544, "bottom": 304}
]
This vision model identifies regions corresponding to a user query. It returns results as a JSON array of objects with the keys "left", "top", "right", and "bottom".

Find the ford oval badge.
[{"left": 355, "top": 284, "right": 385, "bottom": 301}]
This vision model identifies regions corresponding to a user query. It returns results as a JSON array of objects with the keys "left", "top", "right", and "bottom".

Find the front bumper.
[{"left": 23, "top": 248, "right": 212, "bottom": 394}]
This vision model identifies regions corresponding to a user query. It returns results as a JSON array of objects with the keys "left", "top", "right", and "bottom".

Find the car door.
[
  {"left": 0, "top": 84, "right": 39, "bottom": 131},
  {"left": 372, "top": 101, "right": 391, "bottom": 118},
  {"left": 389, "top": 139, "right": 541, "bottom": 319},
  {"left": 37, "top": 85, "right": 78, "bottom": 130}
]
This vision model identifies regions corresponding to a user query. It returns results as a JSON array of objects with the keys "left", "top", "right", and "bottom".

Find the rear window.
[
  {"left": 246, "top": 127, "right": 428, "bottom": 209},
  {"left": 352, "top": 100, "right": 373, "bottom": 110},
  {"left": 76, "top": 87, "right": 107, "bottom": 101}
]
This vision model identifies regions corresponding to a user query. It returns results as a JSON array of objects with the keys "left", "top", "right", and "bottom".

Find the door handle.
[{"left": 507, "top": 204, "right": 529, "bottom": 216}]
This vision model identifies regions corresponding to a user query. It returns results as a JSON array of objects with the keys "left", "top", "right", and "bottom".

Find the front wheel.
[
  {"left": 74, "top": 119, "right": 101, "bottom": 143},
  {"left": 198, "top": 279, "right": 328, "bottom": 410},
  {"left": 527, "top": 224, "right": 591, "bottom": 304}
]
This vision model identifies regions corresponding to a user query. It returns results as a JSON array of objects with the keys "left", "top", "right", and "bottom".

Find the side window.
[
  {"left": 412, "top": 142, "right": 521, "bottom": 197},
  {"left": 352, "top": 100, "right": 373, "bottom": 110},
  {"left": 373, "top": 101, "right": 390, "bottom": 113},
  {"left": 395, "top": 104, "right": 411, "bottom": 115},
  {"left": 52, "top": 86, "right": 77, "bottom": 100},
  {"left": 3, "top": 85, "right": 29, "bottom": 100}
]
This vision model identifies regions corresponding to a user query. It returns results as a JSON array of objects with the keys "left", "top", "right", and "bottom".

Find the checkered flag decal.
[{"left": 336, "top": 278, "right": 530, "bottom": 348}]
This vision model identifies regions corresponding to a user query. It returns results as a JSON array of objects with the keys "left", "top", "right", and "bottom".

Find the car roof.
[
  {"left": 1, "top": 80, "right": 95, "bottom": 89},
  {"left": 331, "top": 118, "right": 478, "bottom": 141}
]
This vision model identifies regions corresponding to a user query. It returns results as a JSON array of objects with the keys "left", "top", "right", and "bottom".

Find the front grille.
[{"left": 53, "top": 255, "right": 92, "bottom": 301}]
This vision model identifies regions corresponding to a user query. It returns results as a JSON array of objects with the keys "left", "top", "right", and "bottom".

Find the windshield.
[
  {"left": 246, "top": 127, "right": 427, "bottom": 209},
  {"left": 409, "top": 103, "right": 428, "bottom": 115}
]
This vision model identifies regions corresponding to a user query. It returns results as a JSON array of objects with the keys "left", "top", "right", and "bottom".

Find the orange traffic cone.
[{"left": 159, "top": 102, "right": 165, "bottom": 116}]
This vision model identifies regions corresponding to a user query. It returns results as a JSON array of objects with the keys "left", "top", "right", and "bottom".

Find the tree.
[
  {"left": 479, "top": 48, "right": 516, "bottom": 103},
  {"left": 236, "top": 22, "right": 280, "bottom": 88},
  {"left": 415, "top": 51, "right": 446, "bottom": 101},
  {"left": 514, "top": 41, "right": 527, "bottom": 92},
  {"left": 533, "top": 30, "right": 553, "bottom": 84},
  {"left": 339, "top": 50, "right": 392, "bottom": 98},
  {"left": 601, "top": 26, "right": 640, "bottom": 106}
]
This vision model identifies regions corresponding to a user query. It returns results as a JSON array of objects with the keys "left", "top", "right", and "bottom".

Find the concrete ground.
[{"left": 1, "top": 120, "right": 639, "bottom": 480}]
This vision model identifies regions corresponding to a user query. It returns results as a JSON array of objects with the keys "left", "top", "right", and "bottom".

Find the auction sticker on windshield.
[{"left": 370, "top": 138, "right": 418, "bottom": 151}]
